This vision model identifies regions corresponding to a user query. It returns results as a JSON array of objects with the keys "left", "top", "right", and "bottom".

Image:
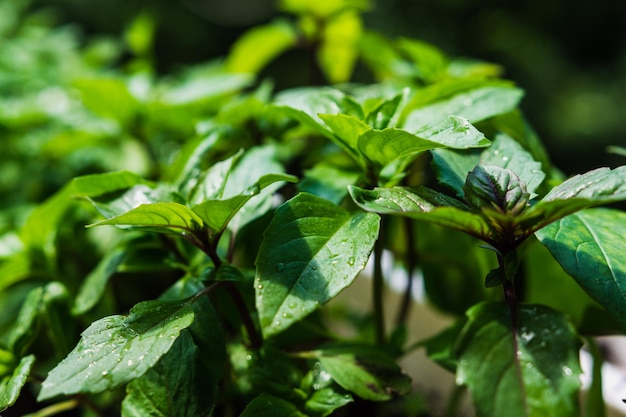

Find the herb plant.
[{"left": 1, "top": 1, "right": 626, "bottom": 416}]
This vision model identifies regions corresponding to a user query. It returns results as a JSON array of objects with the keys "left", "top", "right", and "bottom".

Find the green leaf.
[
  {"left": 299, "top": 163, "right": 360, "bottom": 204},
  {"left": 317, "top": 11, "right": 362, "bottom": 83},
  {"left": 524, "top": 239, "right": 603, "bottom": 329},
  {"left": 358, "top": 31, "right": 415, "bottom": 80},
  {"left": 8, "top": 287, "right": 44, "bottom": 357},
  {"left": 463, "top": 165, "right": 529, "bottom": 215},
  {"left": 319, "top": 113, "right": 371, "bottom": 158},
  {"left": 402, "top": 85, "right": 524, "bottom": 132},
  {"left": 121, "top": 331, "right": 216, "bottom": 417},
  {"left": 457, "top": 302, "right": 582, "bottom": 417},
  {"left": 364, "top": 90, "right": 407, "bottom": 130},
  {"left": 304, "top": 385, "right": 352, "bottom": 416},
  {"left": 279, "top": 0, "right": 370, "bottom": 17},
  {"left": 431, "top": 132, "right": 544, "bottom": 198},
  {"left": 71, "top": 171, "right": 151, "bottom": 198},
  {"left": 535, "top": 209, "right": 626, "bottom": 329},
  {"left": 230, "top": 345, "right": 304, "bottom": 402},
  {"left": 73, "top": 247, "right": 127, "bottom": 315},
  {"left": 192, "top": 173, "right": 297, "bottom": 236},
  {"left": 89, "top": 202, "right": 204, "bottom": 236},
  {"left": 240, "top": 393, "right": 307, "bottom": 417},
  {"left": 255, "top": 193, "right": 380, "bottom": 337},
  {"left": 74, "top": 77, "right": 139, "bottom": 127},
  {"left": 412, "top": 115, "right": 490, "bottom": 148},
  {"left": 417, "top": 222, "right": 493, "bottom": 315},
  {"left": 316, "top": 344, "right": 411, "bottom": 401},
  {"left": 521, "top": 166, "right": 626, "bottom": 232},
  {"left": 348, "top": 185, "right": 491, "bottom": 240},
  {"left": 226, "top": 19, "right": 297, "bottom": 74},
  {"left": 0, "top": 354, "right": 35, "bottom": 411},
  {"left": 38, "top": 299, "right": 194, "bottom": 400},
  {"left": 186, "top": 150, "right": 243, "bottom": 204},
  {"left": 396, "top": 37, "right": 448, "bottom": 82}
]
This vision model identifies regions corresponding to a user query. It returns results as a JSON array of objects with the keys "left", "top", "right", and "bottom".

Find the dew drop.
[
  {"left": 562, "top": 366, "right": 573, "bottom": 376},
  {"left": 101, "top": 371, "right": 109, "bottom": 376},
  {"left": 347, "top": 257, "right": 355, "bottom": 266},
  {"left": 273, "top": 320, "right": 281, "bottom": 327},
  {"left": 127, "top": 359, "right": 134, "bottom": 366},
  {"left": 257, "top": 284, "right": 263, "bottom": 290}
]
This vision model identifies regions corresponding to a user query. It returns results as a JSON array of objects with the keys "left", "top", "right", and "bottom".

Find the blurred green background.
[
  {"left": 20, "top": 0, "right": 626, "bottom": 175},
  {"left": 7, "top": 0, "right": 626, "bottom": 175}
]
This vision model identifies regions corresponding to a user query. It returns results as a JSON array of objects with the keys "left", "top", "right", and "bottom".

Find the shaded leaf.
[
  {"left": 0, "top": 354, "right": 35, "bottom": 411},
  {"left": 457, "top": 302, "right": 582, "bottom": 417},
  {"left": 316, "top": 344, "right": 411, "bottom": 401},
  {"left": 535, "top": 209, "right": 626, "bottom": 330},
  {"left": 299, "top": 163, "right": 360, "bottom": 204},
  {"left": 38, "top": 299, "right": 194, "bottom": 400},
  {"left": 240, "top": 393, "right": 307, "bottom": 417},
  {"left": 73, "top": 247, "right": 127, "bottom": 315},
  {"left": 463, "top": 165, "right": 529, "bottom": 215},
  {"left": 8, "top": 287, "right": 44, "bottom": 357},
  {"left": 122, "top": 331, "right": 216, "bottom": 417},
  {"left": 255, "top": 193, "right": 379, "bottom": 337}
]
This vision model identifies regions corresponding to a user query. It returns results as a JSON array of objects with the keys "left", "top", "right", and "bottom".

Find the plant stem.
[
  {"left": 443, "top": 383, "right": 465, "bottom": 417},
  {"left": 186, "top": 232, "right": 263, "bottom": 350},
  {"left": 373, "top": 224, "right": 385, "bottom": 345},
  {"left": 23, "top": 399, "right": 78, "bottom": 417},
  {"left": 395, "top": 217, "right": 416, "bottom": 327},
  {"left": 223, "top": 281, "right": 262, "bottom": 349}
]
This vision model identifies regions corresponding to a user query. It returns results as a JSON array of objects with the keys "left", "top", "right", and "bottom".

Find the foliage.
[{"left": 1, "top": 0, "right": 625, "bottom": 416}]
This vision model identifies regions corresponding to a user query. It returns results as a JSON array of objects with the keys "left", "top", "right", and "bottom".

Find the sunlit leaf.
[
  {"left": 89, "top": 202, "right": 204, "bottom": 236},
  {"left": 255, "top": 193, "right": 379, "bottom": 337},
  {"left": 317, "top": 11, "right": 362, "bottom": 83},
  {"left": 38, "top": 299, "right": 194, "bottom": 400},
  {"left": 402, "top": 85, "right": 524, "bottom": 132},
  {"left": 192, "top": 173, "right": 297, "bottom": 236},
  {"left": 535, "top": 209, "right": 626, "bottom": 330},
  {"left": 226, "top": 20, "right": 297, "bottom": 74},
  {"left": 348, "top": 185, "right": 491, "bottom": 240},
  {"left": 521, "top": 166, "right": 626, "bottom": 232},
  {"left": 457, "top": 302, "right": 582, "bottom": 417}
]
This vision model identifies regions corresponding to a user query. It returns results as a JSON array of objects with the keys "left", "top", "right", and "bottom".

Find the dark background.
[{"left": 25, "top": 0, "right": 626, "bottom": 175}]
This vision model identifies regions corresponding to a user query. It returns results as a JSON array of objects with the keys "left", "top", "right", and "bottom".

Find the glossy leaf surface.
[
  {"left": 348, "top": 185, "right": 490, "bottom": 239},
  {"left": 121, "top": 331, "right": 216, "bottom": 417},
  {"left": 457, "top": 302, "right": 582, "bottom": 417},
  {"left": 255, "top": 193, "right": 379, "bottom": 337},
  {"left": 89, "top": 202, "right": 204, "bottom": 235},
  {"left": 38, "top": 299, "right": 194, "bottom": 400},
  {"left": 535, "top": 209, "right": 626, "bottom": 329}
]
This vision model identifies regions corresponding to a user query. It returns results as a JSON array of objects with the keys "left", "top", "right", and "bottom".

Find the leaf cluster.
[{"left": 1, "top": 1, "right": 626, "bottom": 417}]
